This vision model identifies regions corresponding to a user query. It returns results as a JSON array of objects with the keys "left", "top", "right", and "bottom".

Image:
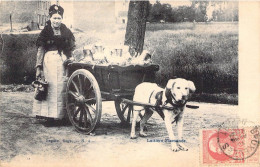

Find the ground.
[{"left": 0, "top": 92, "right": 239, "bottom": 167}]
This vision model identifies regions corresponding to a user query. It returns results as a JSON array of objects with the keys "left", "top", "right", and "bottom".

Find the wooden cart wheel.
[
  {"left": 66, "top": 69, "right": 102, "bottom": 134},
  {"left": 115, "top": 99, "right": 143, "bottom": 125}
]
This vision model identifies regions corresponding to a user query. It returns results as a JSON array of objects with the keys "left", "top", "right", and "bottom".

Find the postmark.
[
  {"left": 217, "top": 120, "right": 260, "bottom": 160},
  {"left": 201, "top": 119, "right": 260, "bottom": 165}
]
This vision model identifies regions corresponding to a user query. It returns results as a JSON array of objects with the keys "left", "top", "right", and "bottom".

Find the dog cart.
[{"left": 66, "top": 63, "right": 159, "bottom": 134}]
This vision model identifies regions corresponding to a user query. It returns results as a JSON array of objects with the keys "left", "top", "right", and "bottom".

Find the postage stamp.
[{"left": 201, "top": 120, "right": 260, "bottom": 165}]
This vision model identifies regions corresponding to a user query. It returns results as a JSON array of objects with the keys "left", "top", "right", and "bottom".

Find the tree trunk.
[{"left": 124, "top": 1, "right": 149, "bottom": 55}]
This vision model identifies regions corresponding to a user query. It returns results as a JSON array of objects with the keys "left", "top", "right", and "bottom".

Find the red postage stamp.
[{"left": 202, "top": 126, "right": 260, "bottom": 165}]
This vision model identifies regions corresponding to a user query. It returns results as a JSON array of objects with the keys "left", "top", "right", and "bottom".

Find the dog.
[{"left": 130, "top": 78, "right": 196, "bottom": 151}]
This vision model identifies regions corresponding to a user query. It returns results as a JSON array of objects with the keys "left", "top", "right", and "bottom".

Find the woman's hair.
[{"left": 49, "top": 4, "right": 64, "bottom": 18}]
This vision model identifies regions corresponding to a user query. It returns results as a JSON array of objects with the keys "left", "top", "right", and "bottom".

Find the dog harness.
[
  {"left": 164, "top": 91, "right": 187, "bottom": 108},
  {"left": 153, "top": 91, "right": 187, "bottom": 121},
  {"left": 154, "top": 91, "right": 165, "bottom": 120}
]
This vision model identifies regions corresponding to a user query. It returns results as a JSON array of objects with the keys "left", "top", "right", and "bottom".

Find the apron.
[{"left": 33, "top": 51, "right": 67, "bottom": 119}]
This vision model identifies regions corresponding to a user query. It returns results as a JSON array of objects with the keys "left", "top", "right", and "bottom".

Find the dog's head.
[{"left": 165, "top": 78, "right": 196, "bottom": 105}]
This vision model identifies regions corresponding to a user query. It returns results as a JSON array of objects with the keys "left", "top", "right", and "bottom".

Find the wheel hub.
[{"left": 76, "top": 95, "right": 86, "bottom": 104}]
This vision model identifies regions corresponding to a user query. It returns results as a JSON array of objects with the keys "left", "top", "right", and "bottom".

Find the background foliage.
[
  {"left": 144, "top": 22, "right": 238, "bottom": 94},
  {"left": 147, "top": 1, "right": 238, "bottom": 23}
]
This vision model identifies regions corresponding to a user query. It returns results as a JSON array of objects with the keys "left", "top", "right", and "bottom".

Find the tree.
[
  {"left": 124, "top": 1, "right": 149, "bottom": 54},
  {"left": 147, "top": 1, "right": 172, "bottom": 22},
  {"left": 172, "top": 6, "right": 195, "bottom": 22}
]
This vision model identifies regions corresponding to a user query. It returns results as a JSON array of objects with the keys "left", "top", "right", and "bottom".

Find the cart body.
[{"left": 67, "top": 63, "right": 159, "bottom": 99}]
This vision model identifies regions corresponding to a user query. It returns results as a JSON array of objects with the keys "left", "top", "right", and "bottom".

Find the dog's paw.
[
  {"left": 171, "top": 143, "right": 181, "bottom": 152},
  {"left": 130, "top": 134, "right": 137, "bottom": 139},
  {"left": 139, "top": 132, "right": 148, "bottom": 137},
  {"left": 177, "top": 143, "right": 189, "bottom": 151}
]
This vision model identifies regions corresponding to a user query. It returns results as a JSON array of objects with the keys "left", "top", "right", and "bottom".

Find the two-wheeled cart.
[{"left": 66, "top": 63, "right": 159, "bottom": 134}]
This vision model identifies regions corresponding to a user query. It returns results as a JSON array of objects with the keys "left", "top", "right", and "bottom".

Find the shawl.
[{"left": 36, "top": 20, "right": 75, "bottom": 57}]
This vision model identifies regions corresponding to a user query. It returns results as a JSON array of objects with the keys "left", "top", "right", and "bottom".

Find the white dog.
[{"left": 130, "top": 78, "right": 196, "bottom": 151}]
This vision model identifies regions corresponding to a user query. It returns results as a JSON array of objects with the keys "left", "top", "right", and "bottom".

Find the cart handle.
[{"left": 121, "top": 98, "right": 199, "bottom": 110}]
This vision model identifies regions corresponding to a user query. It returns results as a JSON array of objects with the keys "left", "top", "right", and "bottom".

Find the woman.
[{"left": 33, "top": 4, "right": 75, "bottom": 120}]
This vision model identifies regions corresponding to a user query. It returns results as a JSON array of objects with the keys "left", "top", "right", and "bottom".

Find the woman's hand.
[{"left": 63, "top": 57, "right": 75, "bottom": 67}]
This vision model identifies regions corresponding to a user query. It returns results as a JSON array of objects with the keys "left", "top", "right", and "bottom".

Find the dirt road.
[{"left": 0, "top": 92, "right": 238, "bottom": 167}]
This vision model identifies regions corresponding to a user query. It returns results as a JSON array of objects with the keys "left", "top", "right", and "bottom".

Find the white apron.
[{"left": 33, "top": 51, "right": 67, "bottom": 119}]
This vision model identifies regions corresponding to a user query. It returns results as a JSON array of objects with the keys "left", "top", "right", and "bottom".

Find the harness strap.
[
  {"left": 165, "top": 90, "right": 187, "bottom": 108},
  {"left": 154, "top": 91, "right": 165, "bottom": 120},
  {"left": 155, "top": 90, "right": 187, "bottom": 121},
  {"left": 148, "top": 90, "right": 155, "bottom": 103}
]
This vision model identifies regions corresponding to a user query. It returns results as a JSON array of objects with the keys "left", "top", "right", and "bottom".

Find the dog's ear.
[
  {"left": 165, "top": 79, "right": 176, "bottom": 101},
  {"left": 188, "top": 81, "right": 196, "bottom": 93},
  {"left": 166, "top": 79, "right": 176, "bottom": 89}
]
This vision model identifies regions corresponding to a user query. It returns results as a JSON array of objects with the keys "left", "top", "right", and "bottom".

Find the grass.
[
  {"left": 146, "top": 22, "right": 195, "bottom": 31},
  {"left": 144, "top": 22, "right": 238, "bottom": 95},
  {"left": 190, "top": 93, "right": 238, "bottom": 105}
]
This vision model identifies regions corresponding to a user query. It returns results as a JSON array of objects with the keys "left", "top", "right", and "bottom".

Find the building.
[
  {"left": 0, "top": 1, "right": 51, "bottom": 26},
  {"left": 37, "top": 0, "right": 52, "bottom": 26},
  {"left": 115, "top": 0, "right": 129, "bottom": 24},
  {"left": 206, "top": 1, "right": 239, "bottom": 22},
  {"left": 0, "top": 0, "right": 130, "bottom": 30}
]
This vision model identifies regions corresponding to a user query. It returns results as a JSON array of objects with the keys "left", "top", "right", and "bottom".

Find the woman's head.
[
  {"left": 49, "top": 5, "right": 64, "bottom": 28},
  {"left": 50, "top": 13, "right": 62, "bottom": 28}
]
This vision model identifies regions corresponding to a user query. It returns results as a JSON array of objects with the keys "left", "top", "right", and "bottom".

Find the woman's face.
[{"left": 50, "top": 13, "right": 62, "bottom": 28}]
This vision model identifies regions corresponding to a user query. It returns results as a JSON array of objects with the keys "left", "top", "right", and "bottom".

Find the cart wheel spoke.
[
  {"left": 82, "top": 109, "right": 88, "bottom": 127},
  {"left": 82, "top": 77, "right": 86, "bottom": 95},
  {"left": 84, "top": 105, "right": 94, "bottom": 125},
  {"left": 79, "top": 109, "right": 84, "bottom": 126},
  {"left": 122, "top": 104, "right": 129, "bottom": 115},
  {"left": 83, "top": 77, "right": 93, "bottom": 89},
  {"left": 85, "top": 104, "right": 96, "bottom": 113},
  {"left": 68, "top": 90, "right": 78, "bottom": 99},
  {"left": 85, "top": 86, "right": 93, "bottom": 98},
  {"left": 86, "top": 85, "right": 93, "bottom": 92},
  {"left": 82, "top": 76, "right": 93, "bottom": 97},
  {"left": 84, "top": 98, "right": 96, "bottom": 103},
  {"left": 77, "top": 74, "right": 83, "bottom": 94},
  {"left": 72, "top": 80, "right": 80, "bottom": 94},
  {"left": 73, "top": 107, "right": 81, "bottom": 120}
]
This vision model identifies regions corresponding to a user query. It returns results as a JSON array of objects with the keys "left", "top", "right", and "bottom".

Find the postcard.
[{"left": 0, "top": 1, "right": 259, "bottom": 167}]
